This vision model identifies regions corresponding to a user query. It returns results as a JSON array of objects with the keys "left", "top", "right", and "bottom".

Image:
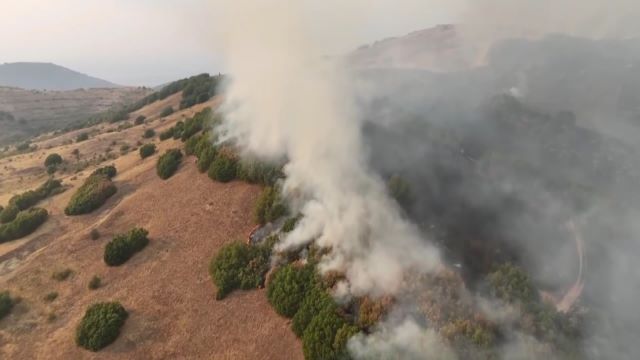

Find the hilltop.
[{"left": 0, "top": 62, "right": 119, "bottom": 91}]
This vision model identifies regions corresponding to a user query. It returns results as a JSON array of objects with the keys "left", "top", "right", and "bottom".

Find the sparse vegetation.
[
  {"left": 75, "top": 302, "right": 128, "bottom": 352},
  {"left": 156, "top": 149, "right": 183, "bottom": 179},
  {"left": 65, "top": 171, "right": 117, "bottom": 216},
  {"left": 76, "top": 132, "right": 89, "bottom": 143},
  {"left": 0, "top": 291, "right": 14, "bottom": 320},
  {"left": 255, "top": 187, "right": 287, "bottom": 225},
  {"left": 52, "top": 269, "right": 73, "bottom": 281},
  {"left": 104, "top": 228, "right": 149, "bottom": 266},
  {"left": 88, "top": 276, "right": 102, "bottom": 290},
  {"left": 139, "top": 143, "right": 156, "bottom": 159},
  {"left": 134, "top": 115, "right": 146, "bottom": 125},
  {"left": 43, "top": 292, "right": 58, "bottom": 302},
  {"left": 209, "top": 241, "right": 272, "bottom": 300},
  {"left": 91, "top": 165, "right": 117, "bottom": 179}
]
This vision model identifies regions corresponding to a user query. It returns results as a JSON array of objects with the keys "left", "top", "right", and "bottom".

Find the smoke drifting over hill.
[{"left": 215, "top": 0, "right": 640, "bottom": 358}]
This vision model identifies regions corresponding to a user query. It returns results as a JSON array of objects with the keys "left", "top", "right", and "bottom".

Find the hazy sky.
[{"left": 0, "top": 0, "right": 454, "bottom": 86}]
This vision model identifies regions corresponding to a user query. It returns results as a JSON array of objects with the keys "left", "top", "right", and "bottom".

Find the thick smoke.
[
  {"left": 214, "top": 0, "right": 640, "bottom": 359},
  {"left": 217, "top": 0, "right": 439, "bottom": 297}
]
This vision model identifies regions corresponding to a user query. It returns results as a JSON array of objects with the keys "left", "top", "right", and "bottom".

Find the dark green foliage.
[
  {"left": 179, "top": 74, "right": 221, "bottom": 109},
  {"left": 44, "top": 153, "right": 63, "bottom": 167},
  {"left": 0, "top": 208, "right": 48, "bottom": 243},
  {"left": 282, "top": 216, "right": 301, "bottom": 233},
  {"left": 267, "top": 264, "right": 316, "bottom": 318},
  {"left": 104, "top": 228, "right": 149, "bottom": 266},
  {"left": 236, "top": 158, "right": 283, "bottom": 185},
  {"left": 156, "top": 149, "right": 183, "bottom": 179},
  {"left": 134, "top": 115, "right": 146, "bottom": 125},
  {"left": 208, "top": 151, "right": 238, "bottom": 183},
  {"left": 184, "top": 134, "right": 202, "bottom": 156},
  {"left": 180, "top": 108, "right": 211, "bottom": 141},
  {"left": 160, "top": 106, "right": 174, "bottom": 117},
  {"left": 139, "top": 143, "right": 156, "bottom": 159},
  {"left": 47, "top": 164, "right": 57, "bottom": 175},
  {"left": 90, "top": 228, "right": 101, "bottom": 240},
  {"left": 88, "top": 276, "right": 102, "bottom": 290},
  {"left": 76, "top": 132, "right": 89, "bottom": 142},
  {"left": 142, "top": 129, "right": 155, "bottom": 139},
  {"left": 171, "top": 121, "right": 185, "bottom": 140},
  {"left": 159, "top": 127, "right": 175, "bottom": 141},
  {"left": 197, "top": 147, "right": 217, "bottom": 173},
  {"left": 209, "top": 241, "right": 271, "bottom": 300},
  {"left": 91, "top": 165, "right": 117, "bottom": 179},
  {"left": 4, "top": 179, "right": 63, "bottom": 215},
  {"left": 0, "top": 291, "right": 14, "bottom": 320},
  {"left": 65, "top": 174, "right": 117, "bottom": 215},
  {"left": 0, "top": 204, "right": 19, "bottom": 224},
  {"left": 75, "top": 302, "right": 128, "bottom": 352},
  {"left": 255, "top": 187, "right": 287, "bottom": 225},
  {"left": 487, "top": 263, "right": 538, "bottom": 305},
  {"left": 292, "top": 285, "right": 335, "bottom": 337},
  {"left": 302, "top": 307, "right": 357, "bottom": 360}
]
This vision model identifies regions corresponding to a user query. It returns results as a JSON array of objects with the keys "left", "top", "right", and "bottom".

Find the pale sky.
[{"left": 0, "top": 0, "right": 455, "bottom": 86}]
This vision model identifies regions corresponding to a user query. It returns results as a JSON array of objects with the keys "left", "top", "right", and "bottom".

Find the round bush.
[
  {"left": 139, "top": 143, "right": 156, "bottom": 159},
  {"left": 292, "top": 285, "right": 335, "bottom": 337},
  {"left": 302, "top": 307, "right": 357, "bottom": 360},
  {"left": 64, "top": 175, "right": 117, "bottom": 216},
  {"left": 255, "top": 187, "right": 287, "bottom": 225},
  {"left": 208, "top": 153, "right": 237, "bottom": 183},
  {"left": 267, "top": 264, "right": 316, "bottom": 318},
  {"left": 143, "top": 129, "right": 155, "bottom": 139},
  {"left": 44, "top": 153, "right": 63, "bottom": 167},
  {"left": 134, "top": 115, "right": 146, "bottom": 125},
  {"left": 75, "top": 302, "right": 128, "bottom": 351},
  {"left": 0, "top": 291, "right": 14, "bottom": 320},
  {"left": 91, "top": 165, "right": 117, "bottom": 179},
  {"left": 209, "top": 241, "right": 271, "bottom": 300},
  {"left": 156, "top": 149, "right": 183, "bottom": 180},
  {"left": 0, "top": 204, "right": 19, "bottom": 224},
  {"left": 0, "top": 208, "right": 48, "bottom": 243},
  {"left": 104, "top": 228, "right": 149, "bottom": 266}
]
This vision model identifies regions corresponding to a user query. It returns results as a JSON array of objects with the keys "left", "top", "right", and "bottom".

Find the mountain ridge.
[{"left": 0, "top": 62, "right": 119, "bottom": 90}]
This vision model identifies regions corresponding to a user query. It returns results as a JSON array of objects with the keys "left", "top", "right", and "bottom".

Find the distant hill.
[{"left": 0, "top": 62, "right": 119, "bottom": 90}]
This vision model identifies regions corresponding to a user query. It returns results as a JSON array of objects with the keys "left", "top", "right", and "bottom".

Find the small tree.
[
  {"left": 134, "top": 115, "right": 146, "bottom": 125},
  {"left": 139, "top": 143, "right": 156, "bottom": 159},
  {"left": 0, "top": 291, "right": 14, "bottom": 320},
  {"left": 143, "top": 129, "right": 156, "bottom": 139},
  {"left": 267, "top": 264, "right": 316, "bottom": 318},
  {"left": 209, "top": 241, "right": 271, "bottom": 300},
  {"left": 104, "top": 228, "right": 149, "bottom": 266},
  {"left": 76, "top": 133, "right": 89, "bottom": 143},
  {"left": 160, "top": 106, "right": 174, "bottom": 117},
  {"left": 44, "top": 153, "right": 63, "bottom": 167},
  {"left": 255, "top": 187, "right": 287, "bottom": 225},
  {"left": 156, "top": 149, "right": 183, "bottom": 179},
  {"left": 208, "top": 151, "right": 237, "bottom": 183}
]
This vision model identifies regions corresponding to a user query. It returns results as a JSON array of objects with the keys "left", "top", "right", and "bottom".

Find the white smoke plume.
[{"left": 217, "top": 0, "right": 440, "bottom": 297}]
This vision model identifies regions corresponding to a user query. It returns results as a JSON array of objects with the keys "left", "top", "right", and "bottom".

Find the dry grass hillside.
[
  {"left": 0, "top": 94, "right": 303, "bottom": 359},
  {"left": 0, "top": 86, "right": 152, "bottom": 145}
]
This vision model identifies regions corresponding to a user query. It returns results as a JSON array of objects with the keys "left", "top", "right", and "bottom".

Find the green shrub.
[
  {"left": 387, "top": 175, "right": 413, "bottom": 209},
  {"left": 255, "top": 187, "right": 287, "bottom": 225},
  {"left": 0, "top": 291, "right": 14, "bottom": 320},
  {"left": 282, "top": 216, "right": 301, "bottom": 233},
  {"left": 487, "top": 263, "right": 538, "bottom": 305},
  {"left": 267, "top": 264, "right": 316, "bottom": 318},
  {"left": 0, "top": 204, "right": 19, "bottom": 224},
  {"left": 44, "top": 153, "right": 63, "bottom": 167},
  {"left": 134, "top": 115, "right": 146, "bottom": 125},
  {"left": 292, "top": 285, "right": 335, "bottom": 337},
  {"left": 5, "top": 178, "right": 63, "bottom": 213},
  {"left": 90, "top": 228, "right": 101, "bottom": 240},
  {"left": 237, "top": 158, "right": 282, "bottom": 185},
  {"left": 143, "top": 129, "right": 156, "bottom": 139},
  {"left": 208, "top": 150, "right": 237, "bottom": 183},
  {"left": 156, "top": 149, "right": 183, "bottom": 179},
  {"left": 209, "top": 241, "right": 271, "bottom": 300},
  {"left": 75, "top": 302, "right": 128, "bottom": 352},
  {"left": 76, "top": 132, "right": 89, "bottom": 142},
  {"left": 184, "top": 134, "right": 202, "bottom": 156},
  {"left": 52, "top": 268, "right": 73, "bottom": 281},
  {"left": 302, "top": 308, "right": 357, "bottom": 360},
  {"left": 180, "top": 108, "right": 211, "bottom": 141},
  {"left": 160, "top": 106, "right": 174, "bottom": 117},
  {"left": 171, "top": 121, "right": 185, "bottom": 140},
  {"left": 0, "top": 208, "right": 48, "bottom": 243},
  {"left": 104, "top": 228, "right": 149, "bottom": 266},
  {"left": 47, "top": 164, "right": 57, "bottom": 175},
  {"left": 88, "top": 276, "right": 102, "bottom": 290},
  {"left": 65, "top": 174, "right": 117, "bottom": 216},
  {"left": 139, "top": 144, "right": 156, "bottom": 159},
  {"left": 43, "top": 292, "right": 58, "bottom": 302},
  {"left": 197, "top": 146, "right": 217, "bottom": 173},
  {"left": 159, "top": 128, "right": 174, "bottom": 141},
  {"left": 91, "top": 165, "right": 117, "bottom": 179}
]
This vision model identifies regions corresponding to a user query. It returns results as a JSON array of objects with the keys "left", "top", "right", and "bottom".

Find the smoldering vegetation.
[{"left": 354, "top": 34, "right": 640, "bottom": 359}]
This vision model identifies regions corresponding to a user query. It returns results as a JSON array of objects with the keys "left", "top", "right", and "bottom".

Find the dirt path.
[{"left": 556, "top": 220, "right": 585, "bottom": 313}]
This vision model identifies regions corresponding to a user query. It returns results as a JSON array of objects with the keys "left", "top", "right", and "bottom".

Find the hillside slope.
[
  {"left": 0, "top": 95, "right": 303, "bottom": 359},
  {"left": 0, "top": 63, "right": 118, "bottom": 91}
]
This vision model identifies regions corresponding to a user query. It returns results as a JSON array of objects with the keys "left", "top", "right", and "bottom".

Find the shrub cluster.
[
  {"left": 139, "top": 143, "right": 157, "bottom": 159},
  {"left": 0, "top": 179, "right": 62, "bottom": 224},
  {"left": 76, "top": 132, "right": 89, "bottom": 142},
  {"left": 91, "top": 165, "right": 117, "bottom": 179},
  {"left": 75, "top": 302, "right": 128, "bottom": 351},
  {"left": 267, "top": 264, "right": 358, "bottom": 360},
  {"left": 0, "top": 208, "right": 48, "bottom": 243},
  {"left": 0, "top": 291, "right": 14, "bottom": 320},
  {"left": 156, "top": 149, "right": 183, "bottom": 179},
  {"left": 180, "top": 74, "right": 221, "bottom": 109},
  {"left": 134, "top": 115, "right": 146, "bottom": 125},
  {"left": 236, "top": 158, "right": 283, "bottom": 186},
  {"left": 255, "top": 187, "right": 287, "bottom": 225},
  {"left": 104, "top": 228, "right": 149, "bottom": 266},
  {"left": 142, "top": 129, "right": 156, "bottom": 139},
  {"left": 65, "top": 172, "right": 117, "bottom": 216},
  {"left": 209, "top": 241, "right": 271, "bottom": 300}
]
